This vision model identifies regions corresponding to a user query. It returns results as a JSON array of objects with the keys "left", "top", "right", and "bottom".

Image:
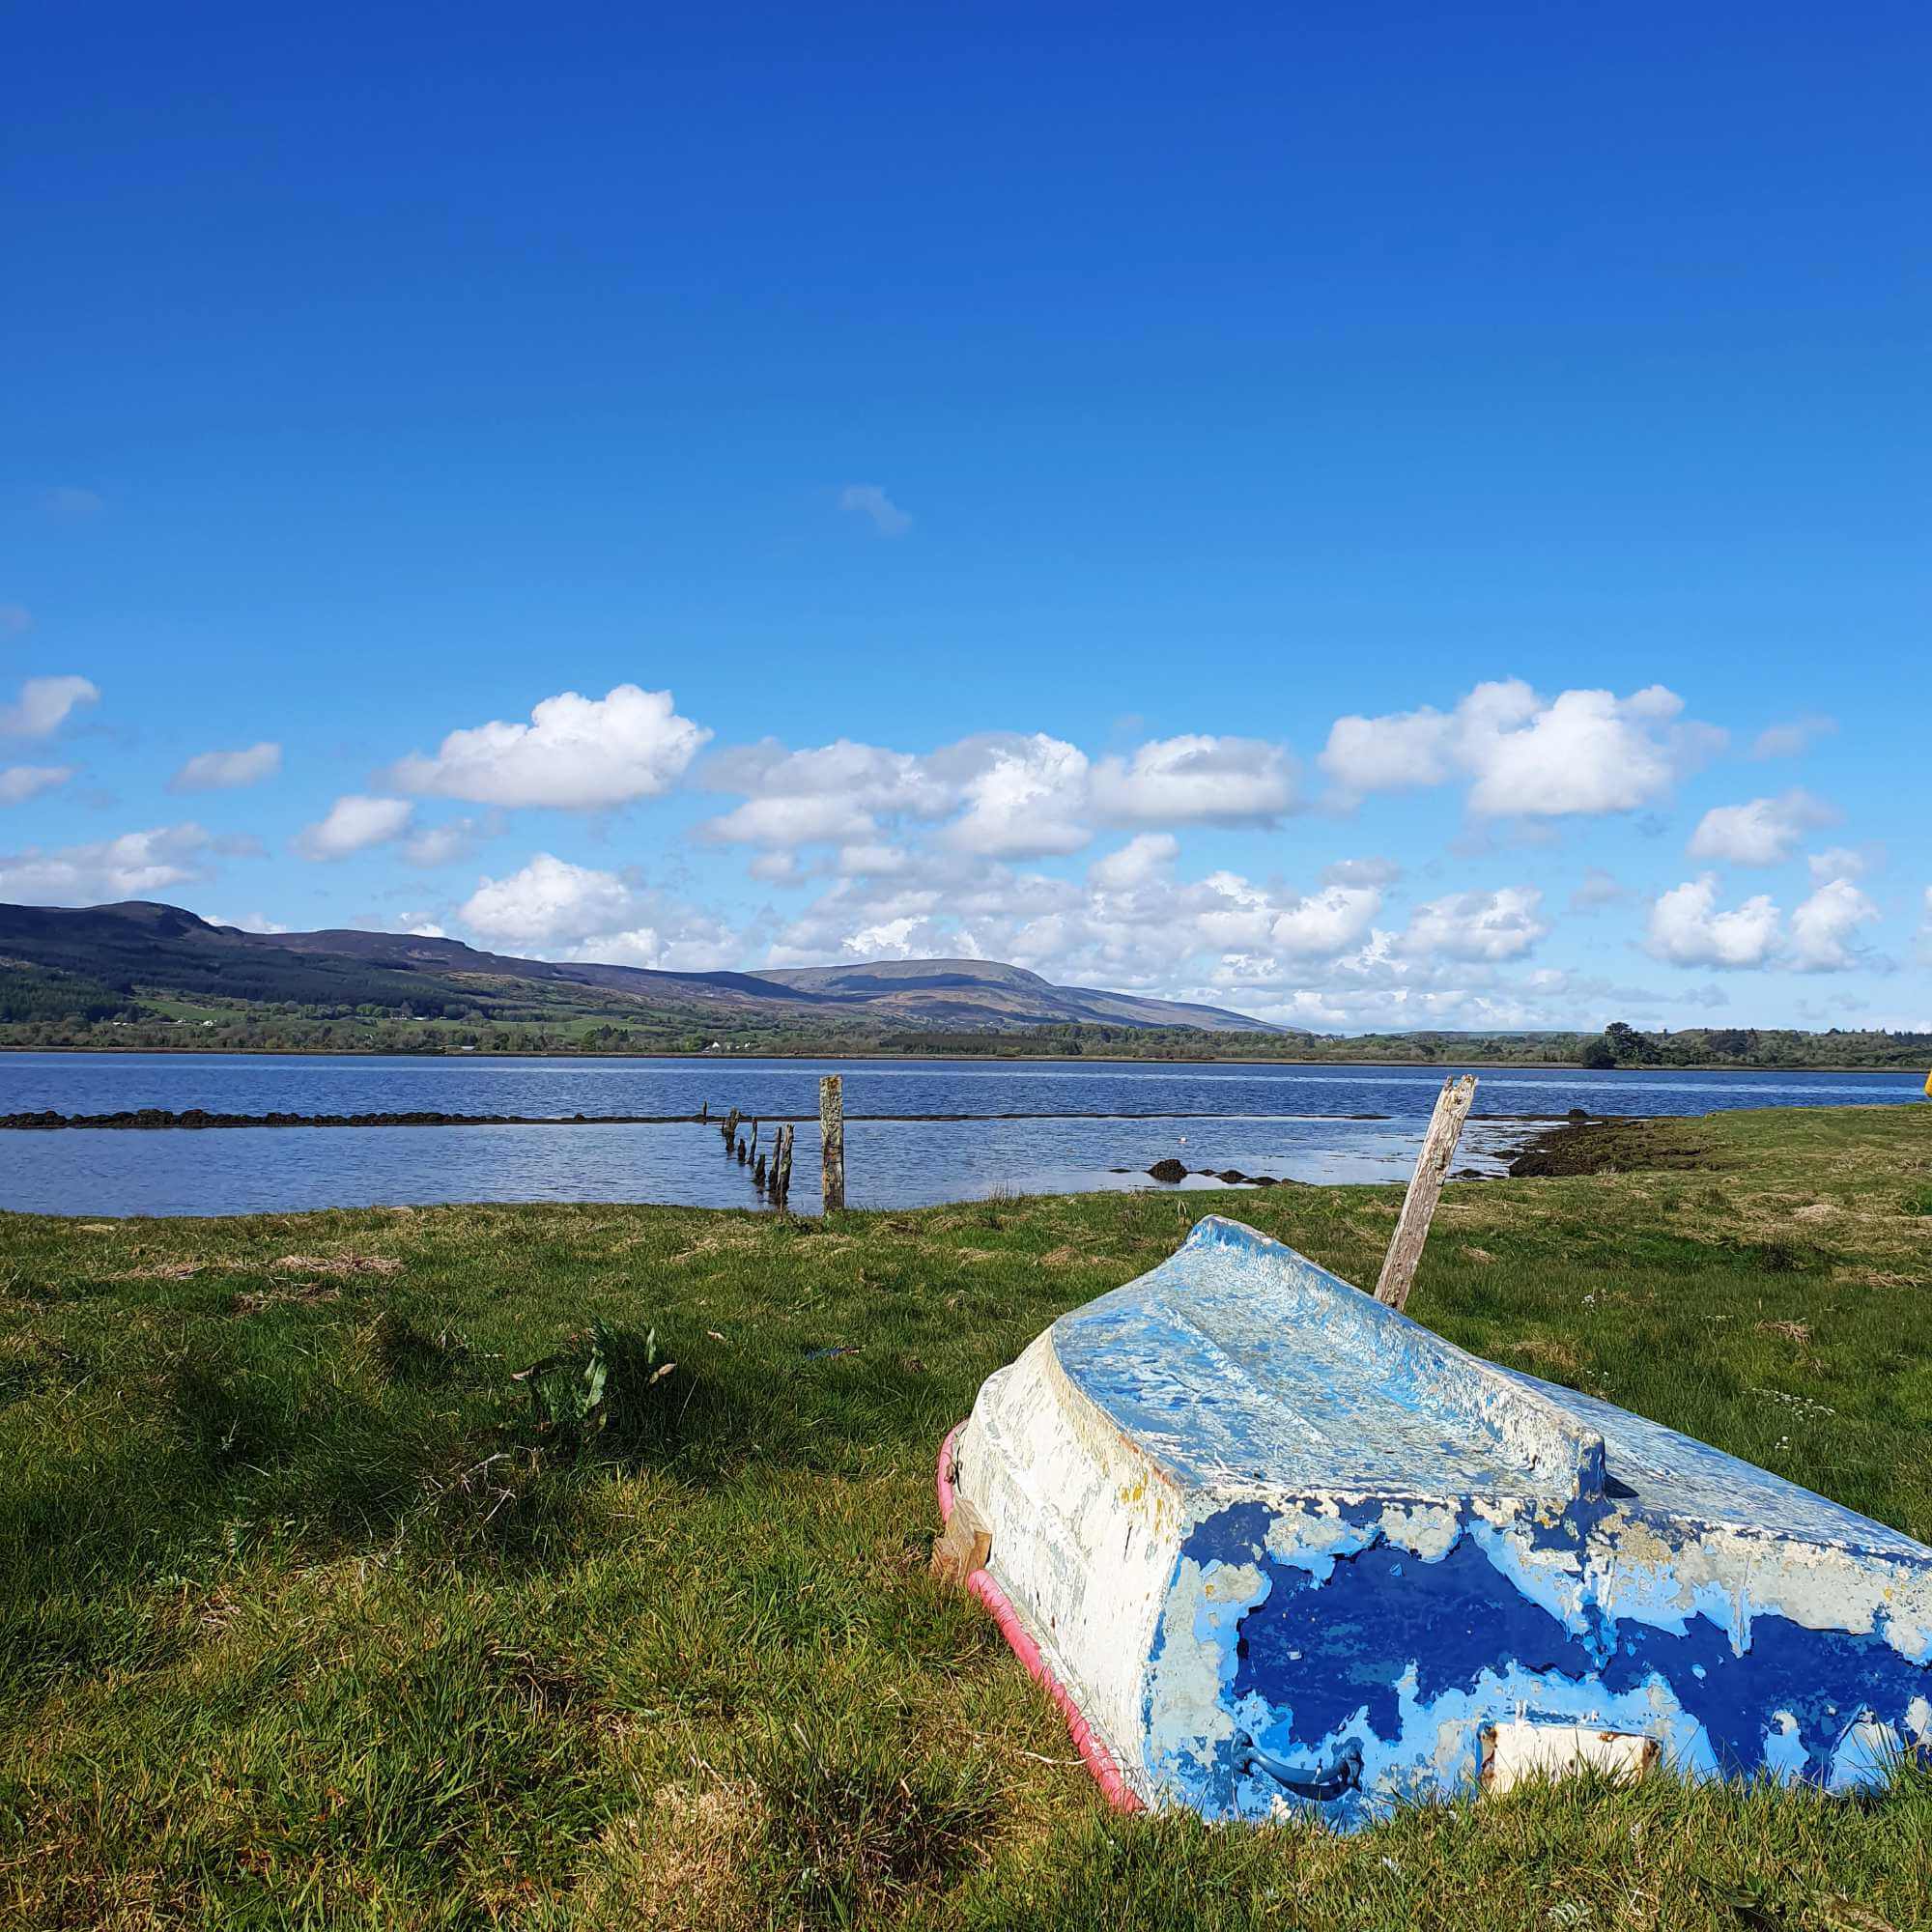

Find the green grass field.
[{"left": 2, "top": 1106, "right": 1929, "bottom": 1929}]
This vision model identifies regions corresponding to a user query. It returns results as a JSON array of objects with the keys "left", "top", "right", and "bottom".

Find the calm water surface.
[{"left": 1, "top": 1054, "right": 1918, "bottom": 1217}]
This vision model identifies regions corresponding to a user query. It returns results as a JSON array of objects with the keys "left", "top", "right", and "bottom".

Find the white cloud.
[
  {"left": 1091, "top": 833, "right": 1179, "bottom": 892},
  {"left": 1319, "top": 706, "right": 1460, "bottom": 798},
  {"left": 1646, "top": 876, "right": 1781, "bottom": 969},
  {"left": 209, "top": 911, "right": 292, "bottom": 934},
  {"left": 1788, "top": 877, "right": 1880, "bottom": 973},
  {"left": 699, "top": 729, "right": 1295, "bottom": 863},
  {"left": 458, "top": 851, "right": 737, "bottom": 969},
  {"left": 1687, "top": 790, "right": 1836, "bottom": 866},
  {"left": 389, "top": 684, "right": 710, "bottom": 810},
  {"left": 1, "top": 764, "right": 74, "bottom": 805},
  {"left": 460, "top": 852, "right": 637, "bottom": 946},
  {"left": 168, "top": 741, "right": 282, "bottom": 793},
  {"left": 699, "top": 738, "right": 947, "bottom": 849},
  {"left": 0, "top": 823, "right": 229, "bottom": 904},
  {"left": 940, "top": 733, "right": 1092, "bottom": 858},
  {"left": 838, "top": 484, "right": 912, "bottom": 536},
  {"left": 1320, "top": 678, "right": 1719, "bottom": 817},
  {"left": 1806, "top": 844, "right": 1872, "bottom": 885},
  {"left": 294, "top": 795, "right": 414, "bottom": 861},
  {"left": 0, "top": 605, "right": 30, "bottom": 638},
  {"left": 1751, "top": 714, "right": 1835, "bottom": 759},
  {"left": 1090, "top": 735, "right": 1296, "bottom": 826},
  {"left": 1402, "top": 887, "right": 1548, "bottom": 961},
  {"left": 0, "top": 674, "right": 99, "bottom": 739},
  {"left": 1268, "top": 885, "right": 1384, "bottom": 957}
]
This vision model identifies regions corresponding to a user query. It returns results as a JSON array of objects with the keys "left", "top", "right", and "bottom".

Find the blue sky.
[{"left": 5, "top": 2, "right": 1927, "bottom": 1030}]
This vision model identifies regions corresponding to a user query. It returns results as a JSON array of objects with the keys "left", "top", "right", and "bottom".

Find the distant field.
[{"left": 1, "top": 1106, "right": 1928, "bottom": 1928}]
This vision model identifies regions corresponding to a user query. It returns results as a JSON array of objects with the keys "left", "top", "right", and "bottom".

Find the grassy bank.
[{"left": 1, "top": 1106, "right": 1929, "bottom": 1929}]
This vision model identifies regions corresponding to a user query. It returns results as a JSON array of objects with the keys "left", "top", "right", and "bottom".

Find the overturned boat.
[{"left": 937, "top": 1216, "right": 1932, "bottom": 1826}]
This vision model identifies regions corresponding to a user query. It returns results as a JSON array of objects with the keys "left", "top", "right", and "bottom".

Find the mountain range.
[{"left": 0, "top": 900, "right": 1279, "bottom": 1035}]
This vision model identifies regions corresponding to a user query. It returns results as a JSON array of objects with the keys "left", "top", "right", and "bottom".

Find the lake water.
[{"left": 0, "top": 1054, "right": 1919, "bottom": 1217}]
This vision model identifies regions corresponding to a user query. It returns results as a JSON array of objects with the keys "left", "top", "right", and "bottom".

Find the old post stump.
[
  {"left": 1374, "top": 1073, "right": 1477, "bottom": 1312},
  {"left": 819, "top": 1075, "right": 845, "bottom": 1213}
]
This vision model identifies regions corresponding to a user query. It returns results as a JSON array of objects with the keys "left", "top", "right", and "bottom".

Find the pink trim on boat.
[{"left": 936, "top": 1422, "right": 1145, "bottom": 1813}]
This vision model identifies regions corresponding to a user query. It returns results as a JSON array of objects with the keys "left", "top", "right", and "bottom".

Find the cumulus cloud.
[
  {"left": 1751, "top": 714, "right": 1835, "bottom": 759},
  {"left": 698, "top": 739, "right": 948, "bottom": 849},
  {"left": 1266, "top": 885, "right": 1384, "bottom": 957},
  {"left": 1807, "top": 844, "right": 1873, "bottom": 885},
  {"left": 1687, "top": 790, "right": 1836, "bottom": 866},
  {"left": 700, "top": 727, "right": 1299, "bottom": 864},
  {"left": 1402, "top": 887, "right": 1548, "bottom": 961},
  {"left": 1090, "top": 834, "right": 1179, "bottom": 892},
  {"left": 939, "top": 733, "right": 1092, "bottom": 858},
  {"left": 388, "top": 684, "right": 710, "bottom": 810},
  {"left": 458, "top": 851, "right": 737, "bottom": 969},
  {"left": 0, "top": 674, "right": 99, "bottom": 739},
  {"left": 1090, "top": 735, "right": 1296, "bottom": 826},
  {"left": 1646, "top": 876, "right": 1781, "bottom": 969},
  {"left": 294, "top": 795, "right": 414, "bottom": 862},
  {"left": 461, "top": 852, "right": 635, "bottom": 945},
  {"left": 1788, "top": 877, "right": 1881, "bottom": 973},
  {"left": 0, "top": 823, "right": 234, "bottom": 904},
  {"left": 1, "top": 764, "right": 74, "bottom": 805},
  {"left": 1319, "top": 678, "right": 1719, "bottom": 817},
  {"left": 168, "top": 741, "right": 282, "bottom": 793},
  {"left": 838, "top": 484, "right": 912, "bottom": 536}
]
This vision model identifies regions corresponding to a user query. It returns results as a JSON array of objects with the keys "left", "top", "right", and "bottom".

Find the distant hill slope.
[
  {"left": 758, "top": 958, "right": 1274, "bottom": 1032},
  {"left": 0, "top": 900, "right": 1280, "bottom": 1034}
]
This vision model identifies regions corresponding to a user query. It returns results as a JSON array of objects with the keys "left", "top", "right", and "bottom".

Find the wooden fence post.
[
  {"left": 1375, "top": 1074, "right": 1477, "bottom": 1313},
  {"left": 819, "top": 1075, "right": 845, "bottom": 1213}
]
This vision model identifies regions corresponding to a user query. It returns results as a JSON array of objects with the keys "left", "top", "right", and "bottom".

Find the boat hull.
[{"left": 945, "top": 1217, "right": 1932, "bottom": 1826}]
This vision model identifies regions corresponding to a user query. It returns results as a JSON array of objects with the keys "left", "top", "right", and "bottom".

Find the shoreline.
[{"left": 0, "top": 1044, "right": 1919, "bottom": 1077}]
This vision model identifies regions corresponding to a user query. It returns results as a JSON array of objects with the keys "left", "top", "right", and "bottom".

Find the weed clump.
[
  {"left": 517, "top": 1319, "right": 697, "bottom": 1459},
  {"left": 743, "top": 1704, "right": 998, "bottom": 1924}
]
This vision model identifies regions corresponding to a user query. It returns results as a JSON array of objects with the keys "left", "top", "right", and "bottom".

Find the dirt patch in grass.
[
  {"left": 585, "top": 1782, "right": 766, "bottom": 1932},
  {"left": 271, "top": 1252, "right": 404, "bottom": 1275},
  {"left": 231, "top": 1281, "right": 343, "bottom": 1314}
]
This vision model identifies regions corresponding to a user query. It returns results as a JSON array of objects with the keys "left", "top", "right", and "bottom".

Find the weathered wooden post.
[
  {"left": 699, "top": 1099, "right": 708, "bottom": 1122},
  {"left": 819, "top": 1075, "right": 844, "bottom": 1212},
  {"left": 776, "top": 1123, "right": 794, "bottom": 1208},
  {"left": 753, "top": 1151, "right": 767, "bottom": 1190},
  {"left": 723, "top": 1106, "right": 740, "bottom": 1151},
  {"left": 1375, "top": 1074, "right": 1477, "bottom": 1313}
]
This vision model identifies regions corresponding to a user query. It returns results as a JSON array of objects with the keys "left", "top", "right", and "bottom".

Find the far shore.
[{"left": 1, "top": 1042, "right": 1923, "bottom": 1077}]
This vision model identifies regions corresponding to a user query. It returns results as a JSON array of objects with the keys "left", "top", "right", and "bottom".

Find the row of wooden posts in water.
[
  {"left": 685, "top": 1071, "right": 1475, "bottom": 1272},
  {"left": 699, "top": 1073, "right": 845, "bottom": 1213}
]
